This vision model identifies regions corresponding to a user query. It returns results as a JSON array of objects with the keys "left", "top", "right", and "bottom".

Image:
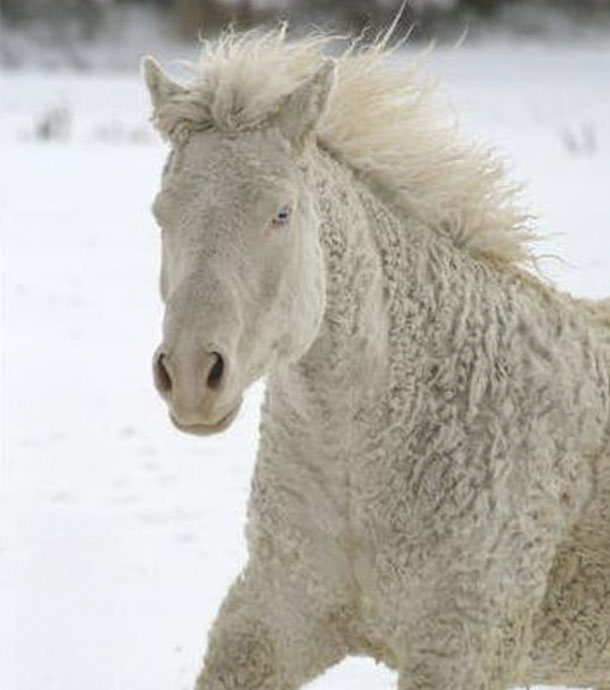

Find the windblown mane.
[{"left": 152, "top": 26, "right": 536, "bottom": 266}]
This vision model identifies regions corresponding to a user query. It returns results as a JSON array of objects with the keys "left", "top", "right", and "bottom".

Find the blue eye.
[{"left": 271, "top": 205, "right": 292, "bottom": 227}]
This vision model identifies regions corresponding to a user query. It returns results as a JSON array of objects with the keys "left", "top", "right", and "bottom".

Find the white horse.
[{"left": 143, "top": 28, "right": 610, "bottom": 690}]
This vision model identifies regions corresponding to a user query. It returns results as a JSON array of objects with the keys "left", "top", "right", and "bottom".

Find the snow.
[{"left": 1, "top": 36, "right": 609, "bottom": 690}]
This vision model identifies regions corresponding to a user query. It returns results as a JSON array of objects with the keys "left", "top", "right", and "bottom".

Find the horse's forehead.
[
  {"left": 176, "top": 130, "right": 292, "bottom": 184},
  {"left": 161, "top": 131, "right": 297, "bottom": 215}
]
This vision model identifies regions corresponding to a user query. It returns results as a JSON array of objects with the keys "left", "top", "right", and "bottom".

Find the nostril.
[
  {"left": 154, "top": 352, "right": 172, "bottom": 395},
  {"left": 207, "top": 352, "right": 224, "bottom": 390}
]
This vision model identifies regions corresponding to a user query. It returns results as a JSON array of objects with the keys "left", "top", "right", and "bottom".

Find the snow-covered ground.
[{"left": 1, "top": 36, "right": 610, "bottom": 690}]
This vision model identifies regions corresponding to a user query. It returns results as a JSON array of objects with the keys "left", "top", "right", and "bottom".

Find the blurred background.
[
  {"left": 2, "top": 0, "right": 610, "bottom": 68},
  {"left": 2, "top": 3, "right": 610, "bottom": 690}
]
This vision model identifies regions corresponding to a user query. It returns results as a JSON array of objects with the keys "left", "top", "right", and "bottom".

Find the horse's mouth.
[{"left": 169, "top": 400, "right": 242, "bottom": 436}]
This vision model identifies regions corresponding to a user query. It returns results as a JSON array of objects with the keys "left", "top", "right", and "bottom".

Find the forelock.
[{"left": 152, "top": 27, "right": 332, "bottom": 145}]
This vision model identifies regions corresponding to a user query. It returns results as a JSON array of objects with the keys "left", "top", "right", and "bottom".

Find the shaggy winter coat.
[{"left": 144, "top": 28, "right": 610, "bottom": 690}]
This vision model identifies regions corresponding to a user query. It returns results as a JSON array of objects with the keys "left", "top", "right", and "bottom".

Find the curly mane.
[{"left": 151, "top": 26, "right": 536, "bottom": 266}]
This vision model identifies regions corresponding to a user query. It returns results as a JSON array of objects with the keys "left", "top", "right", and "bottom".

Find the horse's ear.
[
  {"left": 277, "top": 60, "right": 335, "bottom": 148},
  {"left": 142, "top": 55, "right": 186, "bottom": 111}
]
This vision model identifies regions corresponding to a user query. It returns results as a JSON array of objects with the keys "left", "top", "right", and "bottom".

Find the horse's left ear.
[
  {"left": 142, "top": 55, "right": 186, "bottom": 112},
  {"left": 277, "top": 60, "right": 335, "bottom": 148}
]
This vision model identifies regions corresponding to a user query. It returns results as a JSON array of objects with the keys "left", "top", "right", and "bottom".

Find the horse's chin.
[{"left": 169, "top": 399, "right": 242, "bottom": 437}]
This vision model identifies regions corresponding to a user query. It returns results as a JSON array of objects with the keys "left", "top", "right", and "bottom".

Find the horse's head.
[{"left": 144, "top": 57, "right": 333, "bottom": 435}]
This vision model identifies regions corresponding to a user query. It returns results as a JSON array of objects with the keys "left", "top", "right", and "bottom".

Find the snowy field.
[{"left": 2, "top": 36, "right": 610, "bottom": 690}]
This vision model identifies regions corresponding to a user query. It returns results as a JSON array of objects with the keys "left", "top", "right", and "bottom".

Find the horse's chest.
[
  {"left": 296, "top": 446, "right": 385, "bottom": 581},
  {"left": 254, "top": 400, "right": 386, "bottom": 596},
  {"left": 294, "top": 447, "right": 354, "bottom": 542}
]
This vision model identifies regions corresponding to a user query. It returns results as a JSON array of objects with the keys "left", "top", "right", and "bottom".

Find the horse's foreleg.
[
  {"left": 394, "top": 608, "right": 532, "bottom": 690},
  {"left": 195, "top": 564, "right": 351, "bottom": 690}
]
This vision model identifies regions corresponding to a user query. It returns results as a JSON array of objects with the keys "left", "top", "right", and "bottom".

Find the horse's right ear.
[{"left": 142, "top": 56, "right": 186, "bottom": 111}]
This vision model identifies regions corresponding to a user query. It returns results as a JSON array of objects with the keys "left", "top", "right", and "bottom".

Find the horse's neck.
[
  {"left": 315, "top": 150, "right": 388, "bottom": 353},
  {"left": 310, "top": 147, "right": 443, "bottom": 352},
  {"left": 268, "top": 149, "right": 432, "bottom": 429}
]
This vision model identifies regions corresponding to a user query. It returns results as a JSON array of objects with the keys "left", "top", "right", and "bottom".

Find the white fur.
[{"left": 144, "top": 28, "right": 610, "bottom": 690}]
